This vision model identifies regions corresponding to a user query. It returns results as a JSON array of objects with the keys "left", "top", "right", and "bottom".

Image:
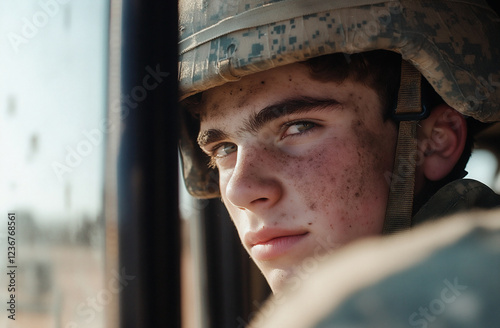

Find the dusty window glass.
[{"left": 0, "top": 1, "right": 109, "bottom": 327}]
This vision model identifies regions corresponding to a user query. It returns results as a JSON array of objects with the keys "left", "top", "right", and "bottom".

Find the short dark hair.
[{"left": 304, "top": 50, "right": 402, "bottom": 119}]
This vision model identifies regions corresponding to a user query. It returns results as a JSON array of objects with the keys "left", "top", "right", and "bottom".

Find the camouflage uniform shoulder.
[
  {"left": 312, "top": 213, "right": 500, "bottom": 328},
  {"left": 413, "top": 178, "right": 500, "bottom": 225},
  {"left": 253, "top": 208, "right": 500, "bottom": 328}
]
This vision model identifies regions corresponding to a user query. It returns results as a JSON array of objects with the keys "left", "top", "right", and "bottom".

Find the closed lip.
[
  {"left": 246, "top": 228, "right": 308, "bottom": 246},
  {"left": 245, "top": 228, "right": 309, "bottom": 261}
]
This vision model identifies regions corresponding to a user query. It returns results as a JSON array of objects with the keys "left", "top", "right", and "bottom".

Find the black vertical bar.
[
  {"left": 117, "top": 1, "right": 179, "bottom": 327},
  {"left": 202, "top": 200, "right": 247, "bottom": 328},
  {"left": 202, "top": 200, "right": 271, "bottom": 328}
]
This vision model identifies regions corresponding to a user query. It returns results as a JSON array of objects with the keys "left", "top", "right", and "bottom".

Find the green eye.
[
  {"left": 215, "top": 143, "right": 237, "bottom": 157},
  {"left": 284, "top": 121, "right": 316, "bottom": 137},
  {"left": 296, "top": 122, "right": 315, "bottom": 132}
]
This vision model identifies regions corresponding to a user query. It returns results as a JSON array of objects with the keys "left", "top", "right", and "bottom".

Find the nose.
[{"left": 222, "top": 146, "right": 282, "bottom": 211}]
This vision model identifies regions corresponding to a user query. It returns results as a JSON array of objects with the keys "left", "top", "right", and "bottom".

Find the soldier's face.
[{"left": 198, "top": 63, "right": 397, "bottom": 293}]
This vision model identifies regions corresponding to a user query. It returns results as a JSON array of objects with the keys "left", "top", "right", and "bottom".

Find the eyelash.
[{"left": 207, "top": 143, "right": 235, "bottom": 168}]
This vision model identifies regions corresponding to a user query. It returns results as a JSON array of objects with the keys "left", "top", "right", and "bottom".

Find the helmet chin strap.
[{"left": 382, "top": 60, "right": 424, "bottom": 234}]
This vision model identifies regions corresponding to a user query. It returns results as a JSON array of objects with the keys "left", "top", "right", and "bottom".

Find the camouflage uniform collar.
[{"left": 412, "top": 179, "right": 500, "bottom": 226}]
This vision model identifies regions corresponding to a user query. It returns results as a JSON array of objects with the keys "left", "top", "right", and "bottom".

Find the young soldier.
[{"left": 178, "top": 0, "right": 500, "bottom": 294}]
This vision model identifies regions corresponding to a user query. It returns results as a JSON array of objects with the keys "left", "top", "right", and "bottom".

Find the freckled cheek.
[
  {"left": 281, "top": 145, "right": 354, "bottom": 212},
  {"left": 288, "top": 139, "right": 389, "bottom": 223},
  {"left": 342, "top": 139, "right": 393, "bottom": 231}
]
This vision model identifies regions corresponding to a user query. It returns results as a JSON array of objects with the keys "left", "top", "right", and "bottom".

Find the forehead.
[
  {"left": 199, "top": 63, "right": 323, "bottom": 121},
  {"left": 197, "top": 61, "right": 380, "bottom": 126}
]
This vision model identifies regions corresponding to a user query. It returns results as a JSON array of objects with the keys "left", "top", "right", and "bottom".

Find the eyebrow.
[
  {"left": 197, "top": 129, "right": 229, "bottom": 148},
  {"left": 197, "top": 96, "right": 341, "bottom": 148}
]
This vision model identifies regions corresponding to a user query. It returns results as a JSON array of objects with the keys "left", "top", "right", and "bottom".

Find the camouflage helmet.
[{"left": 179, "top": 0, "right": 500, "bottom": 198}]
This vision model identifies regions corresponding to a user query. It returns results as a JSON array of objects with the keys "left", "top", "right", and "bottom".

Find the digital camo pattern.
[
  {"left": 179, "top": 0, "right": 500, "bottom": 122},
  {"left": 413, "top": 179, "right": 500, "bottom": 225}
]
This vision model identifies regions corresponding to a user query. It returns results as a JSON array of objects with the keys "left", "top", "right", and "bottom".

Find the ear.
[{"left": 417, "top": 104, "right": 467, "bottom": 182}]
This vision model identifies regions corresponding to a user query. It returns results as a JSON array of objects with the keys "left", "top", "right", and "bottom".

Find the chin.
[
  {"left": 265, "top": 264, "right": 312, "bottom": 295},
  {"left": 265, "top": 268, "right": 294, "bottom": 294}
]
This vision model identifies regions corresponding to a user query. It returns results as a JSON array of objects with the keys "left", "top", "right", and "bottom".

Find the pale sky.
[{"left": 0, "top": 0, "right": 108, "bottom": 223}]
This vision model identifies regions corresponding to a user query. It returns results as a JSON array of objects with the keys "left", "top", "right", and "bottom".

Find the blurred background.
[
  {"left": 0, "top": 1, "right": 108, "bottom": 327},
  {"left": 0, "top": 1, "right": 499, "bottom": 328}
]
